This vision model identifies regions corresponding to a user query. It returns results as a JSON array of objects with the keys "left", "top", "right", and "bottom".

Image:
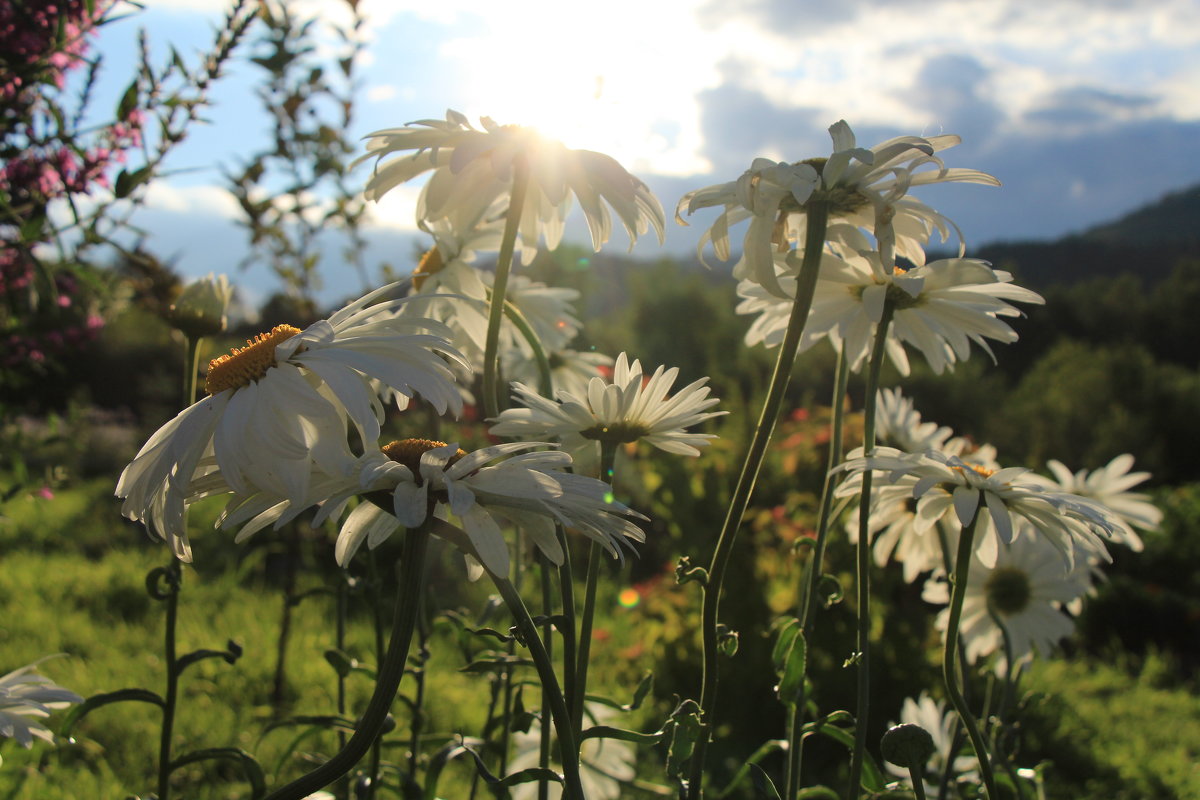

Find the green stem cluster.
[{"left": 262, "top": 524, "right": 432, "bottom": 800}]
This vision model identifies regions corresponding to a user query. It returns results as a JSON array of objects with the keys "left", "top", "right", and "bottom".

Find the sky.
[{"left": 87, "top": 0, "right": 1200, "bottom": 304}]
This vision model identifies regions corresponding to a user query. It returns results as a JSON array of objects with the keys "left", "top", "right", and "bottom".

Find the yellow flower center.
[
  {"left": 985, "top": 566, "right": 1031, "bottom": 616},
  {"left": 954, "top": 464, "right": 996, "bottom": 479},
  {"left": 382, "top": 438, "right": 469, "bottom": 477},
  {"left": 848, "top": 280, "right": 924, "bottom": 311},
  {"left": 412, "top": 247, "right": 444, "bottom": 291},
  {"left": 204, "top": 324, "right": 302, "bottom": 395}
]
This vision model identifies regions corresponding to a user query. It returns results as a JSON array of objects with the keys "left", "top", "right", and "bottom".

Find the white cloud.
[
  {"left": 142, "top": 182, "right": 242, "bottom": 218},
  {"left": 366, "top": 84, "right": 397, "bottom": 103}
]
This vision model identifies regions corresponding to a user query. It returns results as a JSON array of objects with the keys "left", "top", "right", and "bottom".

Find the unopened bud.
[{"left": 168, "top": 273, "right": 233, "bottom": 337}]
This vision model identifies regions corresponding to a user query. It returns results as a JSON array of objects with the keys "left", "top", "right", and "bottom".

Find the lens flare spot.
[
  {"left": 618, "top": 588, "right": 640, "bottom": 608},
  {"left": 603, "top": 491, "right": 615, "bottom": 505}
]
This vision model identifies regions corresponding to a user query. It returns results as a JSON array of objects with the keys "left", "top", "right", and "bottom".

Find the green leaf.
[
  {"left": 665, "top": 699, "right": 703, "bottom": 779},
  {"left": 675, "top": 556, "right": 709, "bottom": 586},
  {"left": 714, "top": 739, "right": 786, "bottom": 799},
  {"left": 750, "top": 764, "right": 782, "bottom": 800},
  {"left": 459, "top": 655, "right": 534, "bottom": 674},
  {"left": 116, "top": 79, "right": 139, "bottom": 121},
  {"left": 771, "top": 618, "right": 801, "bottom": 670},
  {"left": 795, "top": 787, "right": 841, "bottom": 799},
  {"left": 114, "top": 166, "right": 153, "bottom": 199},
  {"left": 775, "top": 628, "right": 807, "bottom": 704},
  {"left": 580, "top": 725, "right": 665, "bottom": 746},
  {"left": 60, "top": 689, "right": 164, "bottom": 736},
  {"left": 818, "top": 574, "right": 845, "bottom": 608},
  {"left": 170, "top": 747, "right": 266, "bottom": 798},
  {"left": 718, "top": 624, "right": 740, "bottom": 657},
  {"left": 176, "top": 640, "right": 242, "bottom": 673}
]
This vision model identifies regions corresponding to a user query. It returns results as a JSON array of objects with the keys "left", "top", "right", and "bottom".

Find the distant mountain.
[
  {"left": 1078, "top": 184, "right": 1200, "bottom": 249},
  {"left": 971, "top": 183, "right": 1200, "bottom": 288}
]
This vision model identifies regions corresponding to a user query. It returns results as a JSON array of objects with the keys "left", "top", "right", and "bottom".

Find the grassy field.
[{"left": 2, "top": 476, "right": 1199, "bottom": 799}]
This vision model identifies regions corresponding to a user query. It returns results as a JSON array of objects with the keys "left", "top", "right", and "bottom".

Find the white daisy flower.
[
  {"left": 326, "top": 439, "right": 648, "bottom": 578},
  {"left": 737, "top": 252, "right": 1044, "bottom": 375},
  {"left": 1035, "top": 454, "right": 1160, "bottom": 552},
  {"left": 839, "top": 447, "right": 1119, "bottom": 569},
  {"left": 0, "top": 657, "right": 82, "bottom": 757},
  {"left": 678, "top": 120, "right": 998, "bottom": 298},
  {"left": 509, "top": 702, "right": 637, "bottom": 800},
  {"left": 488, "top": 352, "right": 725, "bottom": 470},
  {"left": 358, "top": 110, "right": 666, "bottom": 253},
  {"left": 923, "top": 531, "right": 1096, "bottom": 671},
  {"left": 116, "top": 283, "right": 467, "bottom": 561}
]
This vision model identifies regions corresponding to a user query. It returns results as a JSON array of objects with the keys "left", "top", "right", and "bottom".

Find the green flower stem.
[
  {"left": 687, "top": 203, "right": 830, "bottom": 800},
  {"left": 157, "top": 560, "right": 182, "bottom": 800},
  {"left": 504, "top": 299, "right": 555, "bottom": 397},
  {"left": 492, "top": 574, "right": 585, "bottom": 800},
  {"left": 482, "top": 157, "right": 533, "bottom": 419},
  {"left": 847, "top": 301, "right": 895, "bottom": 800},
  {"left": 556, "top": 525, "right": 579, "bottom": 727},
  {"left": 798, "top": 346, "right": 850, "bottom": 629},
  {"left": 183, "top": 334, "right": 203, "bottom": 406},
  {"left": 539, "top": 555, "right": 556, "bottom": 800},
  {"left": 943, "top": 510, "right": 1001, "bottom": 800},
  {"left": 786, "top": 347, "right": 850, "bottom": 799},
  {"left": 263, "top": 523, "right": 432, "bottom": 800},
  {"left": 908, "top": 764, "right": 930, "bottom": 800},
  {"left": 573, "top": 440, "right": 619, "bottom": 740}
]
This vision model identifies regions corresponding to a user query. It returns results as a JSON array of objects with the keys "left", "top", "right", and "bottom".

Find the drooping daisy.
[
  {"left": 839, "top": 446, "right": 1118, "bottom": 568},
  {"left": 488, "top": 353, "right": 725, "bottom": 472},
  {"left": 922, "top": 530, "right": 1095, "bottom": 671},
  {"left": 678, "top": 120, "right": 998, "bottom": 298},
  {"left": 359, "top": 110, "right": 666, "bottom": 253},
  {"left": 509, "top": 702, "right": 637, "bottom": 800},
  {"left": 738, "top": 252, "right": 1044, "bottom": 375},
  {"left": 295, "top": 438, "right": 652, "bottom": 582},
  {"left": 1034, "top": 454, "right": 1160, "bottom": 552},
  {"left": 0, "top": 657, "right": 82, "bottom": 759},
  {"left": 116, "top": 283, "right": 467, "bottom": 561}
]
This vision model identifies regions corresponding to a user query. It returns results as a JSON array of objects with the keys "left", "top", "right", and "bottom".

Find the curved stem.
[
  {"left": 263, "top": 523, "right": 431, "bottom": 800},
  {"left": 573, "top": 440, "right": 619, "bottom": 739},
  {"left": 942, "top": 512, "right": 1001, "bottom": 800},
  {"left": 847, "top": 302, "right": 894, "bottom": 800},
  {"left": 492, "top": 575, "right": 585, "bottom": 800},
  {"left": 482, "top": 159, "right": 533, "bottom": 419},
  {"left": 688, "top": 204, "right": 830, "bottom": 800},
  {"left": 504, "top": 299, "right": 555, "bottom": 397}
]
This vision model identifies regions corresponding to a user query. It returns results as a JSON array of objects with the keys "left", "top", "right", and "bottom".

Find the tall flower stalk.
[
  {"left": 482, "top": 157, "right": 532, "bottom": 418},
  {"left": 847, "top": 301, "right": 895, "bottom": 799},
  {"left": 941, "top": 512, "right": 1001, "bottom": 800},
  {"left": 687, "top": 203, "right": 829, "bottom": 799}
]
